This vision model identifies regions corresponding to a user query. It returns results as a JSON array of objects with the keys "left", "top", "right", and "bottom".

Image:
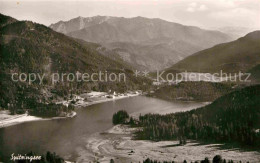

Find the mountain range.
[
  {"left": 169, "top": 31, "right": 260, "bottom": 73},
  {"left": 50, "top": 16, "right": 232, "bottom": 70},
  {"left": 1, "top": 13, "right": 259, "bottom": 116}
]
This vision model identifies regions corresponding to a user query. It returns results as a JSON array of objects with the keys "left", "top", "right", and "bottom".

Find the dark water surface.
[{"left": 0, "top": 96, "right": 206, "bottom": 162}]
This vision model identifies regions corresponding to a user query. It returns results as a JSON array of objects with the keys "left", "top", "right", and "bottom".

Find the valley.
[{"left": 0, "top": 10, "right": 259, "bottom": 163}]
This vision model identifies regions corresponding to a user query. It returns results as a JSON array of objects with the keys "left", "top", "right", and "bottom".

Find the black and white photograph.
[{"left": 0, "top": 0, "right": 260, "bottom": 162}]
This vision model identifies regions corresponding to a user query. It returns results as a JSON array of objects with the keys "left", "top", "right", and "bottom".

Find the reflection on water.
[{"left": 0, "top": 96, "right": 206, "bottom": 162}]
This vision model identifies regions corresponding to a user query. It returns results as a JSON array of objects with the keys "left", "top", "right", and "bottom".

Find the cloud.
[
  {"left": 189, "top": 2, "right": 197, "bottom": 8},
  {"left": 198, "top": 5, "right": 208, "bottom": 11},
  {"left": 209, "top": 7, "right": 260, "bottom": 27},
  {"left": 219, "top": 0, "right": 236, "bottom": 8},
  {"left": 186, "top": 7, "right": 195, "bottom": 12},
  {"left": 186, "top": 3, "right": 208, "bottom": 12},
  {"left": 210, "top": 8, "right": 256, "bottom": 19},
  {"left": 211, "top": 0, "right": 249, "bottom": 8}
]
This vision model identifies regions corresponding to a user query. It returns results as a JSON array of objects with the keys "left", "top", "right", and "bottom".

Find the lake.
[{"left": 0, "top": 96, "right": 207, "bottom": 162}]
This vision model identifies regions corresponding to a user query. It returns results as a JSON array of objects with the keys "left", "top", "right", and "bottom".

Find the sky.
[{"left": 0, "top": 0, "right": 259, "bottom": 29}]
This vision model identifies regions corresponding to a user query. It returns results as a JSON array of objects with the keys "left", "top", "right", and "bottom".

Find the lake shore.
[
  {"left": 0, "top": 91, "right": 140, "bottom": 129},
  {"left": 0, "top": 111, "right": 77, "bottom": 129},
  {"left": 56, "top": 91, "right": 141, "bottom": 108},
  {"left": 78, "top": 125, "right": 260, "bottom": 163}
]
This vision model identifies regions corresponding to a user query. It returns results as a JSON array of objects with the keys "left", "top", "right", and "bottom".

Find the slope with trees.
[
  {"left": 0, "top": 13, "right": 151, "bottom": 116},
  {"left": 148, "top": 81, "right": 234, "bottom": 102},
  {"left": 136, "top": 85, "right": 260, "bottom": 148},
  {"left": 170, "top": 31, "right": 260, "bottom": 74}
]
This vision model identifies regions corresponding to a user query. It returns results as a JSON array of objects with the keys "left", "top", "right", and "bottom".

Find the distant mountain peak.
[
  {"left": 49, "top": 15, "right": 118, "bottom": 34},
  {"left": 50, "top": 15, "right": 232, "bottom": 71}
]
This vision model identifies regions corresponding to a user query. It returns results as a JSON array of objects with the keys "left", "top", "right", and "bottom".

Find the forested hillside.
[
  {"left": 170, "top": 31, "right": 260, "bottom": 73},
  {"left": 0, "top": 13, "right": 151, "bottom": 116},
  {"left": 148, "top": 81, "right": 234, "bottom": 102},
  {"left": 248, "top": 64, "right": 260, "bottom": 83},
  {"left": 136, "top": 85, "right": 260, "bottom": 147}
]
